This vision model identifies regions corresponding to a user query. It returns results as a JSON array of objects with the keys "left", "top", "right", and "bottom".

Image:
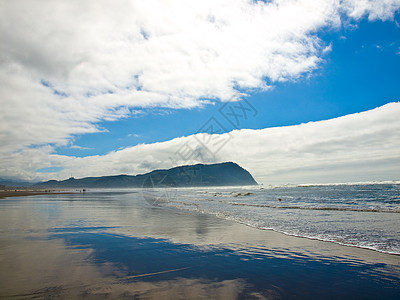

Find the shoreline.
[
  {"left": 228, "top": 218, "right": 400, "bottom": 257},
  {"left": 158, "top": 204, "right": 400, "bottom": 260},
  {"left": 1, "top": 190, "right": 399, "bottom": 299},
  {"left": 3, "top": 187, "right": 398, "bottom": 256},
  {"left": 0, "top": 189, "right": 77, "bottom": 199},
  {"left": 160, "top": 204, "right": 400, "bottom": 257},
  {"left": 268, "top": 226, "right": 400, "bottom": 257}
]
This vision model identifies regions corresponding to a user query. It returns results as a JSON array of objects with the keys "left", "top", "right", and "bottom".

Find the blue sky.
[
  {"left": 56, "top": 17, "right": 400, "bottom": 158},
  {"left": 1, "top": 0, "right": 400, "bottom": 183}
]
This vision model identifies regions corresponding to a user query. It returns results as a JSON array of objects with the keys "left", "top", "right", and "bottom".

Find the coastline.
[
  {"left": 0, "top": 189, "right": 77, "bottom": 199},
  {"left": 0, "top": 190, "right": 399, "bottom": 299},
  {"left": 160, "top": 184, "right": 400, "bottom": 255}
]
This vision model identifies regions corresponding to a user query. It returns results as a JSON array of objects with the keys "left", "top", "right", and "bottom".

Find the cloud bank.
[
  {"left": 1, "top": 0, "right": 400, "bottom": 182},
  {"left": 3, "top": 103, "right": 399, "bottom": 184}
]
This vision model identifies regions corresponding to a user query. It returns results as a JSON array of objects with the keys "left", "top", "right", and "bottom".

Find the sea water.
[{"left": 150, "top": 183, "right": 400, "bottom": 254}]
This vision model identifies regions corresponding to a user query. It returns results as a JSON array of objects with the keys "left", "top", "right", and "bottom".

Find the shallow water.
[
  {"left": 159, "top": 183, "right": 400, "bottom": 254},
  {"left": 0, "top": 190, "right": 399, "bottom": 299}
]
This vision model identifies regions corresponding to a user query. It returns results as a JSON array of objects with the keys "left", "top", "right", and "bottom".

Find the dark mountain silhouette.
[
  {"left": 0, "top": 178, "right": 33, "bottom": 188},
  {"left": 33, "top": 162, "right": 257, "bottom": 188}
]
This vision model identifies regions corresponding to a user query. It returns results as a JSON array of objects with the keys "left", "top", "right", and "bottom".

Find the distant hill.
[
  {"left": 33, "top": 162, "right": 257, "bottom": 188},
  {"left": 0, "top": 178, "right": 35, "bottom": 188}
]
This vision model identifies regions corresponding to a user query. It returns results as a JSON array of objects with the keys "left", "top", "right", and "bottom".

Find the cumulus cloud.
[
  {"left": 341, "top": 0, "right": 400, "bottom": 21},
  {"left": 1, "top": 0, "right": 400, "bottom": 181}
]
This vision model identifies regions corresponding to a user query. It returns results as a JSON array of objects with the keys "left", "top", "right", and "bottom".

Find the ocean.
[{"left": 148, "top": 182, "right": 400, "bottom": 255}]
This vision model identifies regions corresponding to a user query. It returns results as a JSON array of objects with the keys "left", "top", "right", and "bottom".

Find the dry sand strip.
[{"left": 0, "top": 190, "right": 76, "bottom": 199}]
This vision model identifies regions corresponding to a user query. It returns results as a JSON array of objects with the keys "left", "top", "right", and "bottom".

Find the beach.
[
  {"left": 0, "top": 189, "right": 75, "bottom": 199},
  {"left": 0, "top": 189, "right": 399, "bottom": 299}
]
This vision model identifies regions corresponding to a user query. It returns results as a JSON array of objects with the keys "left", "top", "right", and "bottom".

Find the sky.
[{"left": 0, "top": 0, "right": 400, "bottom": 185}]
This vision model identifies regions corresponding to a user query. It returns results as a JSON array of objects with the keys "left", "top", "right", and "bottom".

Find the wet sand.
[
  {"left": 0, "top": 189, "right": 76, "bottom": 199},
  {"left": 0, "top": 190, "right": 399, "bottom": 299}
]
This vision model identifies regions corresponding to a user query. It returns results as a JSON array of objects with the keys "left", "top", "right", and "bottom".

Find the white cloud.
[
  {"left": 1, "top": 0, "right": 400, "bottom": 181},
  {"left": 69, "top": 145, "right": 93, "bottom": 150},
  {"left": 322, "top": 43, "right": 333, "bottom": 54},
  {"left": 341, "top": 0, "right": 400, "bottom": 21},
  {"left": 3, "top": 103, "right": 399, "bottom": 184}
]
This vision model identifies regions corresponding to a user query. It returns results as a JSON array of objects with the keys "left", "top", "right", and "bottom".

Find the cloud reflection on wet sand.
[{"left": 1, "top": 193, "right": 399, "bottom": 299}]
